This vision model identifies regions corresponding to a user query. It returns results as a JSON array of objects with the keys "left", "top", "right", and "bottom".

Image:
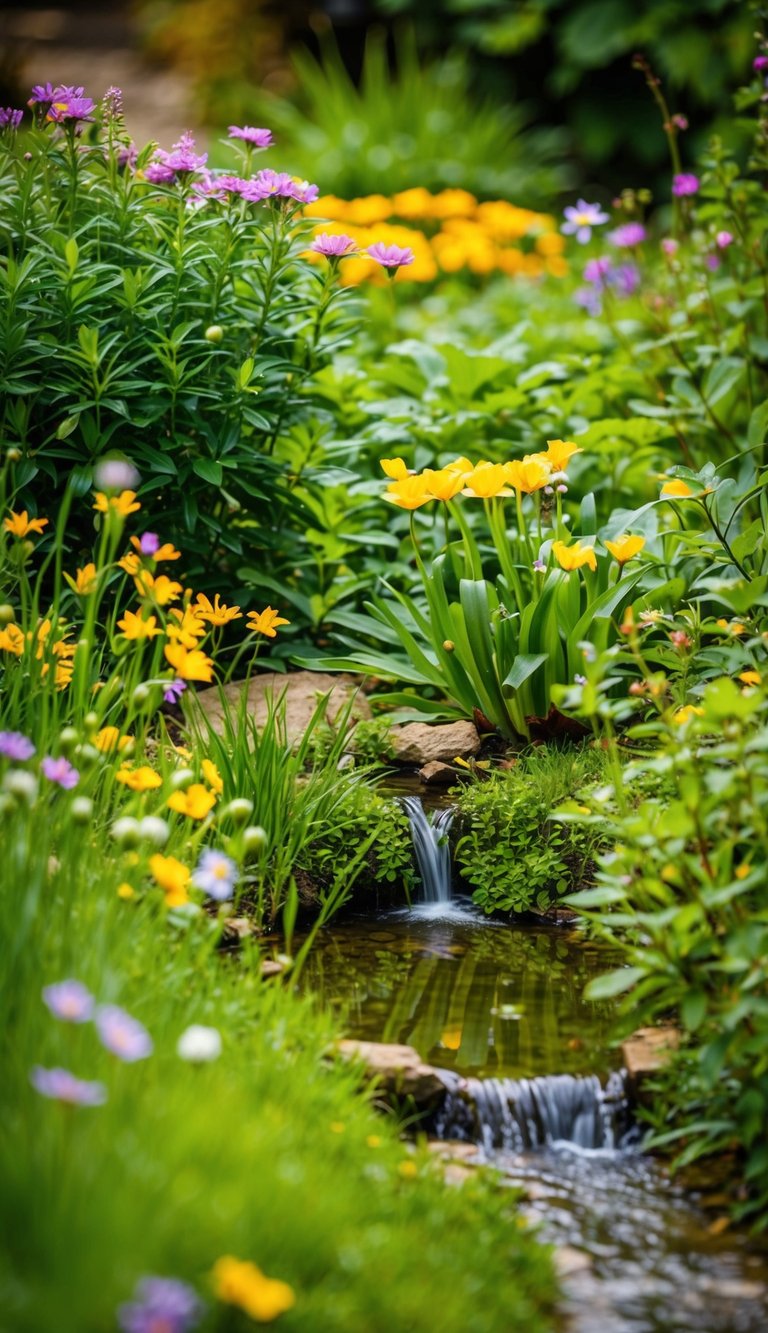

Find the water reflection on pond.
[{"left": 302, "top": 901, "right": 623, "bottom": 1080}]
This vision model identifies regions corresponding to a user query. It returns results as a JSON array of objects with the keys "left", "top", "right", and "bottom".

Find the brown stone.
[
  {"left": 260, "top": 958, "right": 287, "bottom": 979},
  {"left": 418, "top": 760, "right": 459, "bottom": 785},
  {"left": 335, "top": 1039, "right": 446, "bottom": 1110},
  {"left": 192, "top": 671, "right": 371, "bottom": 746},
  {"left": 622, "top": 1026, "right": 680, "bottom": 1100},
  {"left": 391, "top": 721, "right": 481, "bottom": 765}
]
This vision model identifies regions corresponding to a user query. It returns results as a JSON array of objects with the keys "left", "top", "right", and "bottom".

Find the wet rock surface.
[
  {"left": 193, "top": 671, "right": 371, "bottom": 744},
  {"left": 335, "top": 1039, "right": 446, "bottom": 1109},
  {"left": 391, "top": 721, "right": 481, "bottom": 765}
]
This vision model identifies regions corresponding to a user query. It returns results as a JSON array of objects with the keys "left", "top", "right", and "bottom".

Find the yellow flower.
[
  {"left": 384, "top": 475, "right": 433, "bottom": 509},
  {"left": 117, "top": 609, "right": 162, "bottom": 640},
  {"left": 148, "top": 853, "right": 190, "bottom": 906},
  {"left": 116, "top": 765, "right": 163, "bottom": 791},
  {"left": 738, "top": 670, "right": 760, "bottom": 687},
  {"left": 134, "top": 571, "right": 182, "bottom": 606},
  {"left": 544, "top": 439, "right": 582, "bottom": 471},
  {"left": 118, "top": 552, "right": 142, "bottom": 576},
  {"left": 167, "top": 783, "right": 217, "bottom": 820},
  {"left": 380, "top": 457, "right": 410, "bottom": 480},
  {"left": 4, "top": 510, "right": 49, "bottom": 538},
  {"left": 716, "top": 618, "right": 746, "bottom": 636},
  {"left": 246, "top": 608, "right": 291, "bottom": 639},
  {"left": 129, "top": 536, "right": 181, "bottom": 562},
  {"left": 604, "top": 534, "right": 646, "bottom": 565},
  {"left": 398, "top": 1160, "right": 418, "bottom": 1179},
  {"left": 164, "top": 642, "right": 215, "bottom": 682},
  {"left": 212, "top": 1256, "right": 296, "bottom": 1323},
  {"left": 366, "top": 1134, "right": 382, "bottom": 1148},
  {"left": 552, "top": 539, "right": 597, "bottom": 572},
  {"left": 673, "top": 705, "right": 704, "bottom": 725},
  {"left": 117, "top": 882, "right": 135, "bottom": 900},
  {"left": 194, "top": 593, "right": 242, "bottom": 626},
  {"left": 166, "top": 606, "right": 207, "bottom": 648},
  {"left": 201, "top": 758, "right": 224, "bottom": 793},
  {"left": 735, "top": 863, "right": 750, "bottom": 880},
  {"left": 503, "top": 457, "right": 552, "bottom": 494},
  {"left": 462, "top": 462, "right": 512, "bottom": 499},
  {"left": 0, "top": 623, "right": 24, "bottom": 655},
  {"left": 64, "top": 563, "right": 98, "bottom": 595},
  {"left": 93, "top": 490, "right": 141, "bottom": 517},
  {"left": 422, "top": 467, "right": 468, "bottom": 501},
  {"left": 95, "top": 726, "right": 132, "bottom": 753},
  {"left": 660, "top": 479, "right": 694, "bottom": 499},
  {"left": 444, "top": 455, "right": 474, "bottom": 475}
]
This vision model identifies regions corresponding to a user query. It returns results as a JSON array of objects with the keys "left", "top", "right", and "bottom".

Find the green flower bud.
[
  {"left": 6, "top": 447, "right": 21, "bottom": 463},
  {"left": 84, "top": 711, "right": 100, "bottom": 731},
  {"left": 131, "top": 683, "right": 151, "bottom": 708},
  {"left": 242, "top": 825, "right": 269, "bottom": 855},
  {"left": 169, "top": 767, "right": 195, "bottom": 790},
  {"left": 110, "top": 816, "right": 141, "bottom": 848},
  {"left": 71, "top": 796, "right": 93, "bottom": 824},
  {"left": 58, "top": 726, "right": 79, "bottom": 753},
  {"left": 223, "top": 797, "right": 254, "bottom": 826},
  {"left": 205, "top": 325, "right": 224, "bottom": 343},
  {"left": 3, "top": 769, "right": 38, "bottom": 804},
  {"left": 138, "top": 815, "right": 170, "bottom": 847},
  {"left": 0, "top": 604, "right": 15, "bottom": 625}
]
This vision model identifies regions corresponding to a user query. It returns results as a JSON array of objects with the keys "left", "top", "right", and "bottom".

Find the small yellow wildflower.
[
  {"left": 398, "top": 1160, "right": 418, "bottom": 1179},
  {"left": 167, "top": 784, "right": 217, "bottom": 820},
  {"left": 552, "top": 539, "right": 597, "bottom": 572},
  {"left": 422, "top": 467, "right": 468, "bottom": 501},
  {"left": 117, "top": 882, "right": 135, "bottom": 900},
  {"left": 166, "top": 606, "right": 207, "bottom": 647},
  {"left": 716, "top": 619, "right": 746, "bottom": 637},
  {"left": 366, "top": 1134, "right": 382, "bottom": 1148},
  {"left": 212, "top": 1257, "right": 295, "bottom": 1323},
  {"left": 63, "top": 563, "right": 98, "bottom": 595},
  {"left": 380, "top": 457, "right": 410, "bottom": 480},
  {"left": 93, "top": 490, "right": 141, "bottom": 517},
  {"left": 673, "top": 705, "right": 704, "bottom": 725},
  {"left": 95, "top": 726, "right": 132, "bottom": 753},
  {"left": 134, "top": 571, "right": 183, "bottom": 607},
  {"left": 503, "top": 456, "right": 552, "bottom": 494},
  {"left": 247, "top": 608, "right": 291, "bottom": 639},
  {"left": 544, "top": 439, "right": 582, "bottom": 471},
  {"left": 329, "top": 1122, "right": 345, "bottom": 1134},
  {"left": 3, "top": 510, "right": 49, "bottom": 538},
  {"left": 164, "top": 642, "right": 215, "bottom": 682},
  {"left": 118, "top": 552, "right": 142, "bottom": 576},
  {"left": 604, "top": 534, "right": 646, "bottom": 565},
  {"left": 116, "top": 765, "right": 163, "bottom": 792},
  {"left": 194, "top": 593, "right": 242, "bottom": 626},
  {"left": 117, "top": 609, "right": 162, "bottom": 640},
  {"left": 129, "top": 536, "right": 181, "bottom": 562},
  {"left": 462, "top": 461, "right": 512, "bottom": 499},
  {"left": 660, "top": 479, "right": 693, "bottom": 499},
  {"left": 738, "top": 670, "right": 760, "bottom": 687},
  {"left": 201, "top": 758, "right": 224, "bottom": 794},
  {"left": 148, "top": 853, "right": 190, "bottom": 906},
  {"left": 383, "top": 474, "right": 432, "bottom": 509},
  {"left": 0, "top": 623, "right": 24, "bottom": 655}
]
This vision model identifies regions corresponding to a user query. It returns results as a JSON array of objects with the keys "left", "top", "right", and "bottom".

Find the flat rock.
[
  {"left": 622, "top": 1026, "right": 680, "bottom": 1099},
  {"left": 193, "top": 671, "right": 371, "bottom": 746},
  {"left": 418, "top": 760, "right": 458, "bottom": 785},
  {"left": 391, "top": 721, "right": 481, "bottom": 765},
  {"left": 335, "top": 1039, "right": 446, "bottom": 1110}
]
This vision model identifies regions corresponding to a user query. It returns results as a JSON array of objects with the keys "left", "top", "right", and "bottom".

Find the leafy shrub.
[{"left": 300, "top": 784, "right": 417, "bottom": 905}]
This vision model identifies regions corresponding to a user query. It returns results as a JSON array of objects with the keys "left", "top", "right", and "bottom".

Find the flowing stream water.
[{"left": 302, "top": 799, "right": 768, "bottom": 1330}]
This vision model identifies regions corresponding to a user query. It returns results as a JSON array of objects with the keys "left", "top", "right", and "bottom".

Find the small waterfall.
[
  {"left": 401, "top": 796, "right": 455, "bottom": 904},
  {"left": 433, "top": 1070, "right": 631, "bottom": 1154}
]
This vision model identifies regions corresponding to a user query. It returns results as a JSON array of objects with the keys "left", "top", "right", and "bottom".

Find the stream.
[{"left": 302, "top": 899, "right": 768, "bottom": 1331}]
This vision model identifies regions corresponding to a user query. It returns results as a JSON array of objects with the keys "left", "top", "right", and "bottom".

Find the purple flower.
[
  {"left": 144, "top": 159, "right": 177, "bottom": 185},
  {"left": 532, "top": 558, "right": 546, "bottom": 573},
  {"left": 754, "top": 56, "right": 768, "bottom": 72},
  {"left": 0, "top": 108, "right": 24, "bottom": 130},
  {"left": 240, "top": 169, "right": 318, "bottom": 204},
  {"left": 102, "top": 86, "right": 124, "bottom": 122},
  {"left": 705, "top": 254, "right": 720, "bottom": 272},
  {"left": 42, "top": 979, "right": 95, "bottom": 1023},
  {"left": 573, "top": 286, "right": 602, "bottom": 316},
  {"left": 117, "top": 143, "right": 138, "bottom": 172},
  {"left": 583, "top": 256, "right": 612, "bottom": 286},
  {"left": 671, "top": 114, "right": 688, "bottom": 131},
  {"left": 47, "top": 88, "right": 95, "bottom": 125},
  {"left": 28, "top": 83, "right": 56, "bottom": 111},
  {"left": 610, "top": 223, "right": 646, "bottom": 247},
  {"left": 0, "top": 731, "right": 36, "bottom": 761},
  {"left": 138, "top": 532, "right": 160, "bottom": 556},
  {"left": 41, "top": 756, "right": 79, "bottom": 789},
  {"left": 561, "top": 200, "right": 610, "bottom": 244},
  {"left": 96, "top": 1005, "right": 153, "bottom": 1062},
  {"left": 574, "top": 674, "right": 587, "bottom": 686},
  {"left": 367, "top": 242, "right": 414, "bottom": 270},
  {"left": 94, "top": 458, "right": 140, "bottom": 492},
  {"left": 165, "top": 131, "right": 207, "bottom": 176},
  {"left": 673, "top": 173, "right": 699, "bottom": 198},
  {"left": 715, "top": 230, "right": 734, "bottom": 249},
  {"left": 609, "top": 262, "right": 641, "bottom": 297},
  {"left": 192, "top": 848, "right": 238, "bottom": 901},
  {"left": 228, "top": 125, "right": 273, "bottom": 148},
  {"left": 661, "top": 237, "right": 679, "bottom": 256},
  {"left": 31, "top": 1066, "right": 107, "bottom": 1106},
  {"left": 164, "top": 678, "right": 187, "bottom": 705},
  {"left": 118, "top": 1276, "right": 203, "bottom": 1333},
  {"left": 311, "top": 232, "right": 356, "bottom": 259}
]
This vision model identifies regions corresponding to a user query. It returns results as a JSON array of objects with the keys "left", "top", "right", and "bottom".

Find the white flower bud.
[
  {"left": 138, "top": 815, "right": 170, "bottom": 847},
  {"left": 110, "top": 815, "right": 141, "bottom": 848},
  {"left": 222, "top": 797, "right": 254, "bottom": 825},
  {"left": 71, "top": 796, "right": 93, "bottom": 824},
  {"left": 176, "top": 1024, "right": 222, "bottom": 1063},
  {"left": 2, "top": 770, "right": 38, "bottom": 804},
  {"left": 169, "top": 767, "right": 195, "bottom": 790},
  {"left": 242, "top": 825, "right": 269, "bottom": 855}
]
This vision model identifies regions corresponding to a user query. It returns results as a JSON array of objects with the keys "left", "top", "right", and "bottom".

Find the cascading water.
[
  {"left": 401, "top": 796, "right": 454, "bottom": 904},
  {"left": 433, "top": 1069, "right": 632, "bottom": 1154}
]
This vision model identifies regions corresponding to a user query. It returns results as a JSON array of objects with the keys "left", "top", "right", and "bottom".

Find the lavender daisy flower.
[
  {"left": 561, "top": 200, "right": 610, "bottom": 244},
  {"left": 96, "top": 1005, "right": 153, "bottom": 1062},
  {"left": 228, "top": 125, "right": 273, "bottom": 148},
  {"left": 28, "top": 82, "right": 56, "bottom": 111},
  {"left": 137, "top": 532, "right": 160, "bottom": 556},
  {"left": 609, "top": 262, "right": 641, "bottom": 297},
  {"left": 368, "top": 242, "right": 415, "bottom": 270},
  {"left": 574, "top": 674, "right": 587, "bottom": 686},
  {"left": 715, "top": 231, "right": 734, "bottom": 249},
  {"left": 573, "top": 286, "right": 602, "bottom": 316},
  {"left": 0, "top": 109, "right": 24, "bottom": 130},
  {"left": 42, "top": 979, "right": 94, "bottom": 1023},
  {"left": 192, "top": 848, "right": 238, "bottom": 901},
  {"left": 609, "top": 223, "right": 646, "bottom": 247},
  {"left": 311, "top": 233, "right": 356, "bottom": 259},
  {"left": 583, "top": 256, "right": 612, "bottom": 286},
  {"left": 118, "top": 1276, "right": 203, "bottom": 1333},
  {"left": 144, "top": 158, "right": 177, "bottom": 185},
  {"left": 47, "top": 88, "right": 95, "bottom": 125},
  {"left": 0, "top": 731, "right": 36, "bottom": 761},
  {"left": 241, "top": 169, "right": 318, "bottom": 205},
  {"left": 31, "top": 1066, "right": 107, "bottom": 1106},
  {"left": 672, "top": 173, "right": 699, "bottom": 198},
  {"left": 41, "top": 756, "right": 79, "bottom": 789},
  {"left": 165, "top": 131, "right": 207, "bottom": 176},
  {"left": 532, "top": 559, "right": 547, "bottom": 573},
  {"left": 117, "top": 143, "right": 138, "bottom": 172},
  {"left": 164, "top": 678, "right": 187, "bottom": 705}
]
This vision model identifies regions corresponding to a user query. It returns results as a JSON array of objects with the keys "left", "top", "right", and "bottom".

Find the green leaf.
[
  {"left": 502, "top": 652, "right": 548, "bottom": 690},
  {"left": 192, "top": 458, "right": 223, "bottom": 485},
  {"left": 747, "top": 400, "right": 768, "bottom": 449},
  {"left": 584, "top": 966, "right": 645, "bottom": 1000},
  {"left": 681, "top": 990, "right": 708, "bottom": 1032},
  {"left": 702, "top": 357, "right": 746, "bottom": 409},
  {"left": 64, "top": 237, "right": 79, "bottom": 272}
]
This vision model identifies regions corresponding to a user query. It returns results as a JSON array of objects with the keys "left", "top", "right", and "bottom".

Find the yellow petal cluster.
[
  {"left": 116, "top": 765, "right": 163, "bottom": 792},
  {"left": 167, "top": 783, "right": 217, "bottom": 820},
  {"left": 93, "top": 490, "right": 141, "bottom": 517},
  {"left": 603, "top": 534, "right": 646, "bottom": 565},
  {"left": 247, "top": 607, "right": 291, "bottom": 638},
  {"left": 4, "top": 510, "right": 49, "bottom": 538},
  {"left": 148, "top": 853, "right": 190, "bottom": 906},
  {"left": 212, "top": 1256, "right": 296, "bottom": 1322},
  {"left": 381, "top": 445, "right": 581, "bottom": 508},
  {"left": 552, "top": 540, "right": 597, "bottom": 572}
]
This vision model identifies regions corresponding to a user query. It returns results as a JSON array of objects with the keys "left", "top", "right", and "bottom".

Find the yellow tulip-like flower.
[
  {"left": 194, "top": 593, "right": 242, "bottom": 626},
  {"left": 134, "top": 571, "right": 182, "bottom": 607},
  {"left": 118, "top": 552, "right": 142, "bottom": 576},
  {"left": 3, "top": 510, "right": 49, "bottom": 539},
  {"left": 94, "top": 726, "right": 132, "bottom": 753},
  {"left": 380, "top": 457, "right": 410, "bottom": 480},
  {"left": 0, "top": 624, "right": 24, "bottom": 655},
  {"left": 462, "top": 462, "right": 512, "bottom": 499},
  {"left": 129, "top": 536, "right": 181, "bottom": 562},
  {"left": 93, "top": 490, "right": 141, "bottom": 517},
  {"left": 116, "top": 765, "right": 163, "bottom": 791},
  {"left": 167, "top": 783, "right": 217, "bottom": 820},
  {"left": 384, "top": 475, "right": 432, "bottom": 509},
  {"left": 673, "top": 705, "right": 704, "bottom": 725},
  {"left": 201, "top": 758, "right": 224, "bottom": 793},
  {"left": 660, "top": 479, "right": 694, "bottom": 499},
  {"left": 422, "top": 467, "right": 468, "bottom": 501},
  {"left": 64, "top": 563, "right": 98, "bottom": 595},
  {"left": 117, "top": 609, "right": 162, "bottom": 640},
  {"left": 166, "top": 606, "right": 207, "bottom": 648},
  {"left": 164, "top": 642, "right": 215, "bottom": 682},
  {"left": 212, "top": 1256, "right": 296, "bottom": 1323},
  {"left": 148, "top": 853, "right": 190, "bottom": 907},
  {"left": 552, "top": 539, "right": 597, "bottom": 572},
  {"left": 544, "top": 439, "right": 582, "bottom": 471},
  {"left": 739, "top": 670, "right": 761, "bottom": 687},
  {"left": 503, "top": 457, "right": 552, "bottom": 494},
  {"left": 603, "top": 534, "right": 646, "bottom": 565},
  {"left": 443, "top": 455, "right": 474, "bottom": 475},
  {"left": 247, "top": 607, "right": 291, "bottom": 638}
]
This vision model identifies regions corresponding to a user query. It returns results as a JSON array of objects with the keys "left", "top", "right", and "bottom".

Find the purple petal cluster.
[
  {"left": 561, "top": 199, "right": 610, "bottom": 244},
  {"left": 118, "top": 1277, "right": 203, "bottom": 1333},
  {"left": 672, "top": 173, "right": 699, "bottom": 198},
  {"left": 228, "top": 125, "right": 273, "bottom": 148},
  {"left": 137, "top": 532, "right": 160, "bottom": 556},
  {"left": 31, "top": 1066, "right": 107, "bottom": 1106},
  {"left": 46, "top": 86, "right": 95, "bottom": 125},
  {"left": 0, "top": 731, "right": 36, "bottom": 760},
  {"left": 0, "top": 108, "right": 24, "bottom": 130},
  {"left": 164, "top": 678, "right": 187, "bottom": 705},
  {"left": 96, "top": 1005, "right": 154, "bottom": 1062},
  {"left": 311, "top": 232, "right": 356, "bottom": 258},
  {"left": 192, "top": 848, "right": 238, "bottom": 901},
  {"left": 240, "top": 169, "right": 318, "bottom": 204},
  {"left": 43, "top": 979, "right": 95, "bottom": 1023},
  {"left": 610, "top": 223, "right": 646, "bottom": 247},
  {"left": 41, "top": 756, "right": 79, "bottom": 789},
  {"left": 145, "top": 132, "right": 207, "bottom": 185},
  {"left": 367, "top": 242, "right": 414, "bottom": 269}
]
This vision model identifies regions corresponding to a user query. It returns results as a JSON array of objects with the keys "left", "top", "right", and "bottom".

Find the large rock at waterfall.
[
  {"left": 621, "top": 1026, "right": 680, "bottom": 1101},
  {"left": 335, "top": 1039, "right": 447, "bottom": 1110},
  {"left": 391, "top": 720, "right": 481, "bottom": 766},
  {"left": 192, "top": 671, "right": 371, "bottom": 745}
]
